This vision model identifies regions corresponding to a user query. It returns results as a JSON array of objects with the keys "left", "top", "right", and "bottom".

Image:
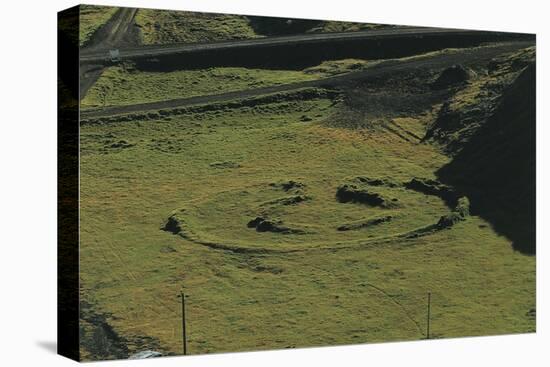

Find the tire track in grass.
[{"left": 364, "top": 283, "right": 425, "bottom": 337}]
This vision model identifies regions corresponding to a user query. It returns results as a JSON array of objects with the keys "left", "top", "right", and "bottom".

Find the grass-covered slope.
[
  {"left": 135, "top": 9, "right": 258, "bottom": 45},
  {"left": 438, "top": 63, "right": 536, "bottom": 254},
  {"left": 79, "top": 85, "right": 535, "bottom": 358},
  {"left": 76, "top": 8, "right": 535, "bottom": 354},
  {"left": 81, "top": 66, "right": 319, "bottom": 109},
  {"left": 134, "top": 9, "right": 389, "bottom": 46},
  {"left": 79, "top": 5, "right": 118, "bottom": 47}
]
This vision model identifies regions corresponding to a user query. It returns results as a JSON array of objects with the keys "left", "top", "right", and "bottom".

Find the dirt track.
[
  {"left": 79, "top": 7, "right": 139, "bottom": 99},
  {"left": 81, "top": 41, "right": 533, "bottom": 120},
  {"left": 79, "top": 26, "right": 527, "bottom": 63}
]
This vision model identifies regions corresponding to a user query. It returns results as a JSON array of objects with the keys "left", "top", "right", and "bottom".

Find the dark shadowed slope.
[{"left": 437, "top": 64, "right": 535, "bottom": 254}]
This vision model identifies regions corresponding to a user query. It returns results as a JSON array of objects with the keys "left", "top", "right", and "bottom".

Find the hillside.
[
  {"left": 134, "top": 8, "right": 388, "bottom": 45},
  {"left": 74, "top": 9, "right": 536, "bottom": 360},
  {"left": 437, "top": 63, "right": 536, "bottom": 254}
]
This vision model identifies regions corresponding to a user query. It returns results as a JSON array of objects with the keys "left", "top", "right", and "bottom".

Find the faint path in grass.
[
  {"left": 364, "top": 283, "right": 425, "bottom": 337},
  {"left": 84, "top": 7, "right": 139, "bottom": 51}
]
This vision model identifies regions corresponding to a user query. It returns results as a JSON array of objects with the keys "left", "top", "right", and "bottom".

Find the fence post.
[
  {"left": 426, "top": 292, "right": 431, "bottom": 339},
  {"left": 181, "top": 291, "right": 187, "bottom": 355}
]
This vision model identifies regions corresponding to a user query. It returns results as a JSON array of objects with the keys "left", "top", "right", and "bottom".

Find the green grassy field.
[
  {"left": 81, "top": 66, "right": 320, "bottom": 109},
  {"left": 79, "top": 81, "right": 535, "bottom": 358},
  {"left": 79, "top": 5, "right": 118, "bottom": 47}
]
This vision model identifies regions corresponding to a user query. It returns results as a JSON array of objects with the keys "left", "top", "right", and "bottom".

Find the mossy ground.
[{"left": 80, "top": 85, "right": 535, "bottom": 358}]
